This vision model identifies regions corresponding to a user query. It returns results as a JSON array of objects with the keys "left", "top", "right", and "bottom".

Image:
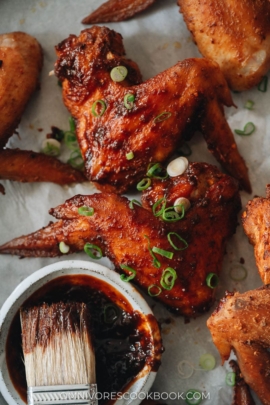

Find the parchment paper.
[{"left": 0, "top": 1, "right": 269, "bottom": 404}]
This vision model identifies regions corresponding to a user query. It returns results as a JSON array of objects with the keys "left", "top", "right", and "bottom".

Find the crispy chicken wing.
[
  {"left": 54, "top": 26, "right": 251, "bottom": 193},
  {"left": 207, "top": 286, "right": 270, "bottom": 405},
  {"left": 242, "top": 185, "right": 270, "bottom": 285},
  {"left": 178, "top": 0, "right": 270, "bottom": 91},
  {"left": 229, "top": 360, "right": 255, "bottom": 405},
  {"left": 0, "top": 162, "right": 241, "bottom": 316}
]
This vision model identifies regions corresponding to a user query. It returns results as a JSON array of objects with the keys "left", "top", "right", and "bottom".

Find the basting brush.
[{"left": 20, "top": 302, "right": 97, "bottom": 405}]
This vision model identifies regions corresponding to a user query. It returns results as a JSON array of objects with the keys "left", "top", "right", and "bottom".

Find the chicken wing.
[
  {"left": 54, "top": 26, "right": 251, "bottom": 193},
  {"left": 178, "top": 0, "right": 270, "bottom": 91},
  {"left": 242, "top": 185, "right": 270, "bottom": 285},
  {"left": 207, "top": 286, "right": 270, "bottom": 405},
  {"left": 0, "top": 162, "right": 241, "bottom": 316},
  {"left": 229, "top": 360, "right": 255, "bottom": 405}
]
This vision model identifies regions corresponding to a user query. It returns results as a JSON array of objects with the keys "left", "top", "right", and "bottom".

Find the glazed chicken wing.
[
  {"left": 242, "top": 185, "right": 270, "bottom": 285},
  {"left": 0, "top": 162, "right": 241, "bottom": 316},
  {"left": 54, "top": 26, "right": 251, "bottom": 193},
  {"left": 207, "top": 286, "right": 270, "bottom": 405},
  {"left": 178, "top": 0, "right": 270, "bottom": 91}
]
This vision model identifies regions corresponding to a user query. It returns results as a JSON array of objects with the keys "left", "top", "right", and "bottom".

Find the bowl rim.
[{"left": 0, "top": 260, "right": 159, "bottom": 405}]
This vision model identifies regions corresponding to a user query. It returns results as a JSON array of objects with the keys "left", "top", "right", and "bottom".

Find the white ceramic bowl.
[{"left": 0, "top": 260, "right": 161, "bottom": 405}]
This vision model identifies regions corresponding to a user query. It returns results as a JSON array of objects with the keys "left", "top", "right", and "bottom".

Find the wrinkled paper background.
[{"left": 0, "top": 0, "right": 269, "bottom": 404}]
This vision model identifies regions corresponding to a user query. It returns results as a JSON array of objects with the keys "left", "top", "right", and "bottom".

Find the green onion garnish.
[
  {"left": 126, "top": 151, "right": 134, "bottom": 160},
  {"left": 78, "top": 206, "right": 94, "bottom": 216},
  {"left": 84, "top": 242, "right": 103, "bottom": 259},
  {"left": 92, "top": 100, "right": 107, "bottom": 117},
  {"left": 244, "top": 100, "right": 254, "bottom": 110},
  {"left": 137, "top": 178, "right": 151, "bottom": 191},
  {"left": 68, "top": 149, "right": 84, "bottom": 169},
  {"left": 69, "top": 116, "right": 76, "bottom": 132},
  {"left": 234, "top": 122, "right": 256, "bottom": 136},
  {"left": 185, "top": 389, "right": 202, "bottom": 405},
  {"left": 148, "top": 284, "right": 162, "bottom": 297},
  {"left": 110, "top": 66, "right": 128, "bottom": 82},
  {"left": 178, "top": 142, "right": 192, "bottom": 156},
  {"left": 120, "top": 264, "right": 136, "bottom": 282},
  {"left": 41, "top": 139, "right": 61, "bottom": 157},
  {"left": 129, "top": 199, "right": 142, "bottom": 209},
  {"left": 64, "top": 131, "right": 77, "bottom": 150},
  {"left": 124, "top": 93, "right": 135, "bottom": 109},
  {"left": 152, "top": 246, "right": 173, "bottom": 259},
  {"left": 226, "top": 372, "right": 236, "bottom": 386},
  {"left": 59, "top": 241, "right": 70, "bottom": 254},
  {"left": 199, "top": 353, "right": 216, "bottom": 371},
  {"left": 229, "top": 264, "right": 247, "bottom": 281},
  {"left": 206, "top": 273, "right": 219, "bottom": 289},
  {"left": 258, "top": 76, "right": 268, "bottom": 92},
  {"left": 152, "top": 197, "right": 167, "bottom": 217},
  {"left": 162, "top": 206, "right": 185, "bottom": 222},
  {"left": 168, "top": 232, "right": 188, "bottom": 250},
  {"left": 147, "top": 163, "right": 168, "bottom": 179},
  {"left": 103, "top": 304, "right": 118, "bottom": 324},
  {"left": 154, "top": 112, "right": 172, "bottom": 123},
  {"left": 160, "top": 267, "right": 177, "bottom": 290},
  {"left": 144, "top": 235, "right": 161, "bottom": 268}
]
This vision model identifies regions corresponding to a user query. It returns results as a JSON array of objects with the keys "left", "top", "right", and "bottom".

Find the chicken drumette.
[
  {"left": 0, "top": 162, "right": 241, "bottom": 316},
  {"left": 54, "top": 26, "right": 251, "bottom": 193}
]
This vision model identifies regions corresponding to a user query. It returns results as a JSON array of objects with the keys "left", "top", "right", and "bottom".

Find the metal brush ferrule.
[{"left": 27, "top": 384, "right": 98, "bottom": 405}]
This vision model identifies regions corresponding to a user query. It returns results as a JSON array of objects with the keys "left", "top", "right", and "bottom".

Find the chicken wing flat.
[
  {"left": 54, "top": 26, "right": 251, "bottom": 193},
  {"left": 242, "top": 185, "right": 270, "bottom": 285},
  {"left": 207, "top": 286, "right": 270, "bottom": 405},
  {"left": 82, "top": 0, "right": 156, "bottom": 24},
  {"left": 0, "top": 162, "right": 241, "bottom": 316},
  {"left": 178, "top": 0, "right": 270, "bottom": 91}
]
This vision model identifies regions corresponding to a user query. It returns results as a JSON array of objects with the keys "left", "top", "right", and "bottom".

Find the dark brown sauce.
[{"left": 6, "top": 275, "right": 162, "bottom": 405}]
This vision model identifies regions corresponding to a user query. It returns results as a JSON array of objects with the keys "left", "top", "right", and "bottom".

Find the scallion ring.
[
  {"left": 258, "top": 76, "right": 268, "bottom": 92},
  {"left": 174, "top": 197, "right": 190, "bottom": 213},
  {"left": 68, "top": 149, "right": 84, "bottom": 169},
  {"left": 137, "top": 178, "right": 151, "bottom": 191},
  {"left": 78, "top": 206, "right": 94, "bottom": 216},
  {"left": 162, "top": 206, "right": 184, "bottom": 222},
  {"left": 120, "top": 264, "right": 136, "bottom": 282},
  {"left": 69, "top": 116, "right": 76, "bottom": 132},
  {"left": 206, "top": 273, "right": 219, "bottom": 289},
  {"left": 234, "top": 122, "right": 256, "bottom": 136},
  {"left": 59, "top": 241, "right": 70, "bottom": 254},
  {"left": 129, "top": 199, "right": 142, "bottom": 209},
  {"left": 178, "top": 142, "right": 192, "bottom": 157},
  {"left": 126, "top": 151, "right": 134, "bottom": 160},
  {"left": 167, "top": 156, "right": 189, "bottom": 177},
  {"left": 84, "top": 242, "right": 103, "bottom": 259},
  {"left": 147, "top": 163, "right": 168, "bottom": 179},
  {"left": 124, "top": 93, "right": 135, "bottom": 109},
  {"left": 244, "top": 100, "right": 254, "bottom": 110},
  {"left": 226, "top": 372, "right": 236, "bottom": 387},
  {"left": 152, "top": 197, "right": 167, "bottom": 217},
  {"left": 229, "top": 264, "right": 247, "bottom": 281},
  {"left": 160, "top": 267, "right": 177, "bottom": 290},
  {"left": 168, "top": 232, "right": 188, "bottom": 251},
  {"left": 144, "top": 235, "right": 161, "bottom": 268},
  {"left": 103, "top": 304, "right": 118, "bottom": 324},
  {"left": 64, "top": 130, "right": 78, "bottom": 150},
  {"left": 178, "top": 360, "right": 194, "bottom": 380},
  {"left": 185, "top": 389, "right": 202, "bottom": 405},
  {"left": 154, "top": 112, "right": 172, "bottom": 123},
  {"left": 41, "top": 139, "right": 61, "bottom": 157},
  {"left": 92, "top": 100, "right": 106, "bottom": 117},
  {"left": 110, "top": 66, "right": 128, "bottom": 82},
  {"left": 148, "top": 284, "right": 162, "bottom": 297},
  {"left": 199, "top": 353, "right": 216, "bottom": 371},
  {"left": 152, "top": 247, "right": 174, "bottom": 259}
]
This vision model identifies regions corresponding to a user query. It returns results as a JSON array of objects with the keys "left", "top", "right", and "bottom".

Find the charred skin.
[
  {"left": 54, "top": 26, "right": 251, "bottom": 193},
  {"left": 0, "top": 163, "right": 241, "bottom": 316},
  {"left": 207, "top": 286, "right": 270, "bottom": 405}
]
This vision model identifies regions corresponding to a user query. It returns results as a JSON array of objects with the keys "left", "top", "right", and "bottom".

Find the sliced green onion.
[
  {"left": 178, "top": 360, "right": 194, "bottom": 379},
  {"left": 41, "top": 139, "right": 61, "bottom": 157},
  {"left": 185, "top": 389, "right": 202, "bottom": 405},
  {"left": 64, "top": 130, "right": 78, "bottom": 150},
  {"left": 160, "top": 267, "right": 177, "bottom": 290},
  {"left": 244, "top": 100, "right": 254, "bottom": 110},
  {"left": 229, "top": 264, "right": 247, "bottom": 281},
  {"left": 59, "top": 241, "right": 70, "bottom": 254},
  {"left": 84, "top": 242, "right": 103, "bottom": 259},
  {"left": 129, "top": 199, "right": 142, "bottom": 209},
  {"left": 258, "top": 76, "right": 268, "bottom": 92},
  {"left": 92, "top": 100, "right": 106, "bottom": 117},
  {"left": 69, "top": 116, "right": 76, "bottom": 132},
  {"left": 137, "top": 178, "right": 151, "bottom": 191},
  {"left": 103, "top": 304, "right": 118, "bottom": 324},
  {"left": 144, "top": 235, "right": 161, "bottom": 268},
  {"left": 226, "top": 372, "right": 236, "bottom": 386},
  {"left": 78, "top": 206, "right": 94, "bottom": 216},
  {"left": 68, "top": 149, "right": 84, "bottom": 169},
  {"left": 152, "top": 246, "right": 173, "bottom": 259},
  {"left": 162, "top": 206, "right": 184, "bottom": 222},
  {"left": 167, "top": 156, "right": 189, "bottom": 177},
  {"left": 147, "top": 163, "right": 168, "bottom": 179},
  {"left": 124, "top": 93, "right": 135, "bottom": 109},
  {"left": 154, "top": 112, "right": 172, "bottom": 123},
  {"left": 206, "top": 273, "right": 219, "bottom": 289},
  {"left": 110, "top": 66, "right": 128, "bottom": 82},
  {"left": 120, "top": 264, "right": 136, "bottom": 282},
  {"left": 126, "top": 151, "right": 134, "bottom": 160},
  {"left": 178, "top": 142, "right": 192, "bottom": 156},
  {"left": 152, "top": 197, "right": 167, "bottom": 217},
  {"left": 199, "top": 354, "right": 216, "bottom": 371},
  {"left": 234, "top": 122, "right": 256, "bottom": 136},
  {"left": 174, "top": 197, "right": 190, "bottom": 213},
  {"left": 148, "top": 284, "right": 162, "bottom": 297},
  {"left": 168, "top": 232, "right": 188, "bottom": 251}
]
